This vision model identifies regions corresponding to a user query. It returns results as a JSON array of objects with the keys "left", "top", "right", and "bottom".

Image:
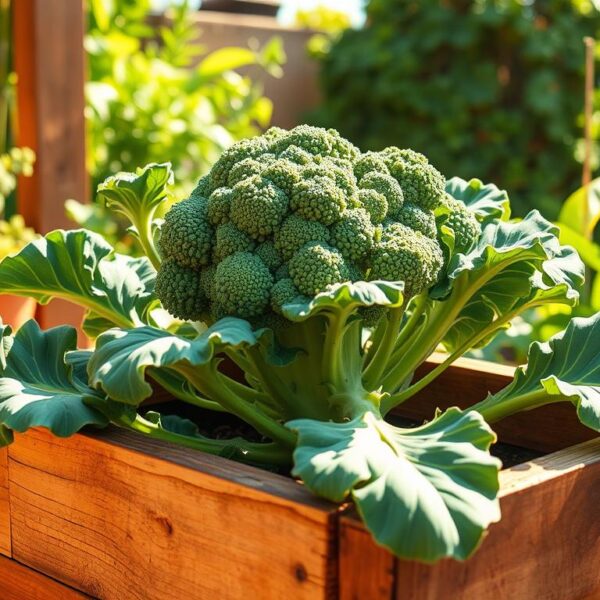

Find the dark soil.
[{"left": 149, "top": 402, "right": 543, "bottom": 470}]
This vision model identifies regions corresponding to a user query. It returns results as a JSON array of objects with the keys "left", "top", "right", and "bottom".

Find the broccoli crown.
[{"left": 156, "top": 125, "right": 477, "bottom": 324}]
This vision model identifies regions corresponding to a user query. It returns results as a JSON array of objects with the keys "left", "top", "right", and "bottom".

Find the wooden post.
[{"left": 12, "top": 0, "right": 88, "bottom": 341}]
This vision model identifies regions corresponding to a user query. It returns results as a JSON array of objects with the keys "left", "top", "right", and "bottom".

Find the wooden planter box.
[{"left": 0, "top": 359, "right": 598, "bottom": 600}]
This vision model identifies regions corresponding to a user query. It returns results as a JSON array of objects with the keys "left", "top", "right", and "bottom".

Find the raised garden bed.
[{"left": 0, "top": 358, "right": 598, "bottom": 600}]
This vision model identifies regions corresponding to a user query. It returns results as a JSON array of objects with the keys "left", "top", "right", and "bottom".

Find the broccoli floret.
[
  {"left": 214, "top": 252, "right": 273, "bottom": 318},
  {"left": 291, "top": 176, "right": 347, "bottom": 225},
  {"left": 396, "top": 203, "right": 436, "bottom": 238},
  {"left": 359, "top": 172, "right": 404, "bottom": 218},
  {"left": 327, "top": 128, "right": 360, "bottom": 160},
  {"left": 440, "top": 195, "right": 482, "bottom": 254},
  {"left": 156, "top": 258, "right": 206, "bottom": 321},
  {"left": 273, "top": 124, "right": 335, "bottom": 157},
  {"left": 369, "top": 224, "right": 443, "bottom": 296},
  {"left": 360, "top": 305, "right": 387, "bottom": 327},
  {"left": 230, "top": 175, "right": 289, "bottom": 239},
  {"left": 385, "top": 149, "right": 445, "bottom": 210},
  {"left": 199, "top": 265, "right": 216, "bottom": 301},
  {"left": 227, "top": 158, "right": 263, "bottom": 187},
  {"left": 354, "top": 152, "right": 390, "bottom": 181},
  {"left": 271, "top": 278, "right": 300, "bottom": 314},
  {"left": 330, "top": 208, "right": 375, "bottom": 262},
  {"left": 214, "top": 222, "right": 255, "bottom": 262},
  {"left": 210, "top": 137, "right": 267, "bottom": 189},
  {"left": 158, "top": 195, "right": 213, "bottom": 268},
  {"left": 255, "top": 240, "right": 283, "bottom": 272},
  {"left": 278, "top": 145, "right": 313, "bottom": 165},
  {"left": 207, "top": 187, "right": 233, "bottom": 226},
  {"left": 262, "top": 159, "right": 300, "bottom": 196},
  {"left": 358, "top": 188, "right": 388, "bottom": 224},
  {"left": 274, "top": 214, "right": 331, "bottom": 261},
  {"left": 192, "top": 174, "right": 212, "bottom": 199},
  {"left": 289, "top": 242, "right": 350, "bottom": 296}
]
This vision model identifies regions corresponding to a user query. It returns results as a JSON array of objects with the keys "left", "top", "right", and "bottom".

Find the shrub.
[{"left": 309, "top": 0, "right": 600, "bottom": 217}]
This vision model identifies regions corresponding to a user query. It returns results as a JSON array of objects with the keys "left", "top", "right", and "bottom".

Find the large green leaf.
[
  {"left": 282, "top": 280, "right": 404, "bottom": 322},
  {"left": 442, "top": 244, "right": 584, "bottom": 353},
  {"left": 289, "top": 408, "right": 500, "bottom": 562},
  {"left": 0, "top": 229, "right": 155, "bottom": 334},
  {"left": 445, "top": 177, "right": 511, "bottom": 223},
  {"left": 0, "top": 321, "right": 107, "bottom": 438},
  {"left": 88, "top": 318, "right": 270, "bottom": 404},
  {"left": 479, "top": 313, "right": 600, "bottom": 431}
]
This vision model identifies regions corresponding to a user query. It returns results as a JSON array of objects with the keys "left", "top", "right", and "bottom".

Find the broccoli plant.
[{"left": 0, "top": 126, "right": 597, "bottom": 563}]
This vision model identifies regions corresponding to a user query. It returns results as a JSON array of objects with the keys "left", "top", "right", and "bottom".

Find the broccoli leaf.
[
  {"left": 475, "top": 313, "right": 600, "bottom": 431},
  {"left": 0, "top": 321, "right": 107, "bottom": 439},
  {"left": 88, "top": 319, "right": 278, "bottom": 404},
  {"left": 282, "top": 280, "right": 404, "bottom": 322},
  {"left": 97, "top": 163, "right": 173, "bottom": 268},
  {"left": 442, "top": 244, "right": 584, "bottom": 354},
  {"left": 0, "top": 230, "right": 155, "bottom": 335},
  {"left": 289, "top": 407, "right": 500, "bottom": 562},
  {"left": 445, "top": 177, "right": 511, "bottom": 223}
]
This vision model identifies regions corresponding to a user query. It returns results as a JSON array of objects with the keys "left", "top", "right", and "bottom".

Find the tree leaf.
[
  {"left": 556, "top": 222, "right": 600, "bottom": 272},
  {"left": 0, "top": 321, "right": 107, "bottom": 438},
  {"left": 445, "top": 177, "right": 511, "bottom": 223},
  {"left": 289, "top": 408, "right": 500, "bottom": 562},
  {"left": 482, "top": 312, "right": 600, "bottom": 431},
  {"left": 197, "top": 47, "right": 257, "bottom": 78},
  {"left": 88, "top": 319, "right": 271, "bottom": 404},
  {"left": 282, "top": 280, "right": 404, "bottom": 322},
  {"left": 0, "top": 229, "right": 155, "bottom": 334},
  {"left": 558, "top": 178, "right": 600, "bottom": 238}
]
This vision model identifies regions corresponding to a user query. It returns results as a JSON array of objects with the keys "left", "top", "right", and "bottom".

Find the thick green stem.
[
  {"left": 470, "top": 389, "right": 562, "bottom": 423},
  {"left": 136, "top": 220, "right": 162, "bottom": 271},
  {"left": 177, "top": 363, "right": 297, "bottom": 448},
  {"left": 117, "top": 412, "right": 292, "bottom": 466},
  {"left": 391, "top": 293, "right": 428, "bottom": 354},
  {"left": 323, "top": 307, "right": 352, "bottom": 388},
  {"left": 362, "top": 307, "right": 404, "bottom": 390}
]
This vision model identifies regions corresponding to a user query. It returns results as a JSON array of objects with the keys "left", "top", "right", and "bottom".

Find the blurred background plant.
[
  {"left": 67, "top": 0, "right": 286, "bottom": 253},
  {"left": 308, "top": 0, "right": 600, "bottom": 218},
  {"left": 0, "top": 0, "right": 37, "bottom": 261}
]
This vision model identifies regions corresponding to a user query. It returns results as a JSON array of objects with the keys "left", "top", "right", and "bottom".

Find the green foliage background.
[{"left": 309, "top": 0, "right": 600, "bottom": 217}]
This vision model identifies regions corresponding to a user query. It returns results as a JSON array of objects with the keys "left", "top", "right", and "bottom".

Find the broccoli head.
[{"left": 155, "top": 125, "right": 476, "bottom": 325}]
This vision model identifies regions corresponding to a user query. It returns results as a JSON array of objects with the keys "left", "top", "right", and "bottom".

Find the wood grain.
[
  {"left": 0, "top": 555, "right": 90, "bottom": 599},
  {"left": 0, "top": 448, "right": 10, "bottom": 557},
  {"left": 8, "top": 427, "right": 337, "bottom": 600},
  {"left": 13, "top": 0, "right": 88, "bottom": 344},
  {"left": 398, "top": 354, "right": 597, "bottom": 453},
  {"left": 339, "top": 515, "right": 396, "bottom": 600},
  {"left": 339, "top": 438, "right": 600, "bottom": 600}
]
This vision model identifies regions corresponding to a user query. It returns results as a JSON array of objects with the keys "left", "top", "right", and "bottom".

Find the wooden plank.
[
  {"left": 0, "top": 555, "right": 90, "bottom": 599},
  {"left": 0, "top": 448, "right": 10, "bottom": 557},
  {"left": 13, "top": 0, "right": 88, "bottom": 343},
  {"left": 8, "top": 427, "right": 337, "bottom": 600},
  {"left": 339, "top": 515, "right": 395, "bottom": 600},
  {"left": 189, "top": 11, "right": 320, "bottom": 129},
  {"left": 396, "top": 355, "right": 596, "bottom": 453},
  {"left": 393, "top": 438, "right": 600, "bottom": 600}
]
